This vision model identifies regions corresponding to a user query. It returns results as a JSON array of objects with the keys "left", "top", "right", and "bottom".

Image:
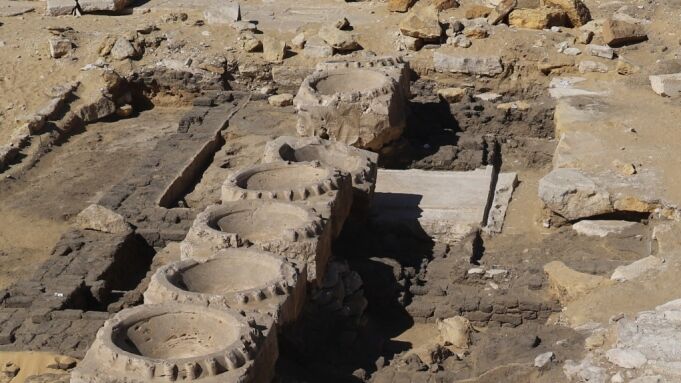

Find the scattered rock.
[
  {"left": 464, "top": 26, "right": 489, "bottom": 39},
  {"left": 46, "top": 0, "right": 76, "bottom": 16},
  {"left": 602, "top": 18, "right": 647, "bottom": 47},
  {"left": 474, "top": 92, "right": 502, "bottom": 102},
  {"left": 487, "top": 0, "right": 516, "bottom": 25},
  {"left": 509, "top": 8, "right": 568, "bottom": 30},
  {"left": 74, "top": 204, "right": 131, "bottom": 234},
  {"left": 399, "top": 7, "right": 443, "bottom": 41},
  {"left": 606, "top": 348, "right": 647, "bottom": 369},
  {"left": 447, "top": 35, "right": 472, "bottom": 48},
  {"left": 650, "top": 73, "right": 681, "bottom": 97},
  {"left": 437, "top": 316, "right": 471, "bottom": 349},
  {"left": 303, "top": 37, "right": 334, "bottom": 57},
  {"left": 465, "top": 5, "right": 492, "bottom": 19},
  {"left": 115, "top": 104, "right": 133, "bottom": 117},
  {"left": 611, "top": 256, "right": 664, "bottom": 282},
  {"left": 334, "top": 17, "right": 350, "bottom": 30},
  {"left": 429, "top": 0, "right": 459, "bottom": 11},
  {"left": 78, "top": 0, "right": 126, "bottom": 13},
  {"left": 291, "top": 33, "right": 306, "bottom": 49},
  {"left": 388, "top": 0, "right": 416, "bottom": 13},
  {"left": 268, "top": 93, "right": 294, "bottom": 107},
  {"left": 497, "top": 100, "right": 530, "bottom": 110},
  {"left": 401, "top": 35, "right": 424, "bottom": 51},
  {"left": 262, "top": 36, "right": 286, "bottom": 62},
  {"left": 534, "top": 351, "right": 555, "bottom": 369},
  {"left": 318, "top": 25, "right": 360, "bottom": 51},
  {"left": 49, "top": 37, "right": 73, "bottom": 59},
  {"left": 203, "top": 3, "right": 241, "bottom": 24},
  {"left": 544, "top": 261, "right": 610, "bottom": 302},
  {"left": 538, "top": 168, "right": 613, "bottom": 221},
  {"left": 544, "top": 0, "right": 591, "bottom": 27},
  {"left": 563, "top": 358, "right": 607, "bottom": 383},
  {"left": 617, "top": 59, "right": 640, "bottom": 75},
  {"left": 585, "top": 44, "right": 614, "bottom": 59},
  {"left": 437, "top": 87, "right": 467, "bottom": 103},
  {"left": 238, "top": 33, "right": 262, "bottom": 52},
  {"left": 433, "top": 52, "right": 503, "bottom": 76},
  {"left": 110, "top": 37, "right": 136, "bottom": 60}
]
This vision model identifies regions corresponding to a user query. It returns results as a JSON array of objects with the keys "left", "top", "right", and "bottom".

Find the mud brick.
[
  {"left": 494, "top": 295, "right": 518, "bottom": 308},
  {"left": 30, "top": 308, "right": 54, "bottom": 324},
  {"left": 3, "top": 296, "right": 33, "bottom": 309},
  {"left": 461, "top": 296, "right": 479, "bottom": 312},
  {"left": 491, "top": 313, "right": 522, "bottom": 326},
  {"left": 492, "top": 305, "right": 507, "bottom": 314},
  {"left": 522, "top": 311, "right": 538, "bottom": 320},
  {"left": 478, "top": 297, "right": 493, "bottom": 313},
  {"left": 519, "top": 300, "right": 541, "bottom": 312},
  {"left": 51, "top": 309, "right": 83, "bottom": 320},
  {"left": 406, "top": 301, "right": 435, "bottom": 318},
  {"left": 466, "top": 311, "right": 492, "bottom": 322},
  {"left": 82, "top": 311, "right": 110, "bottom": 320},
  {"left": 433, "top": 304, "right": 461, "bottom": 319},
  {"left": 159, "top": 229, "right": 187, "bottom": 242}
]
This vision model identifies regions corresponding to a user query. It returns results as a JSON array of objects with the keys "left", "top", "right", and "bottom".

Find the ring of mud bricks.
[
  {"left": 293, "top": 57, "right": 410, "bottom": 152},
  {"left": 72, "top": 135, "right": 378, "bottom": 382}
]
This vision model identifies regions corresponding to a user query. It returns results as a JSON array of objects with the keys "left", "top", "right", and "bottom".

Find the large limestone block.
[
  {"left": 650, "top": 73, "right": 681, "bottom": 97},
  {"left": 544, "top": 261, "right": 610, "bottom": 302},
  {"left": 602, "top": 18, "right": 647, "bottom": 47},
  {"left": 399, "top": 6, "right": 443, "bottom": 41},
  {"left": 433, "top": 52, "right": 503, "bottom": 76},
  {"left": 294, "top": 66, "right": 407, "bottom": 151},
  {"left": 509, "top": 8, "right": 568, "bottom": 29},
  {"left": 538, "top": 168, "right": 613, "bottom": 221},
  {"left": 437, "top": 316, "right": 471, "bottom": 349}
]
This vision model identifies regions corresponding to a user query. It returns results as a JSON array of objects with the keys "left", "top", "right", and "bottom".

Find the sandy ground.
[{"left": 0, "top": 351, "right": 71, "bottom": 381}]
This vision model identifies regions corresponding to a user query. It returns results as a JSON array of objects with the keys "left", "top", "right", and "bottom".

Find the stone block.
[
  {"left": 46, "top": 0, "right": 76, "bottom": 16},
  {"left": 433, "top": 52, "right": 503, "bottom": 76},
  {"left": 508, "top": 8, "right": 568, "bottom": 29},
  {"left": 650, "top": 73, "right": 681, "bottom": 97},
  {"left": 543, "top": 0, "right": 590, "bottom": 27},
  {"left": 538, "top": 168, "right": 613, "bottom": 221},
  {"left": 602, "top": 18, "right": 647, "bottom": 47}
]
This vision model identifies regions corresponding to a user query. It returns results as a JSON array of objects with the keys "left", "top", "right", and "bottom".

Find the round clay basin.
[
  {"left": 115, "top": 310, "right": 242, "bottom": 359},
  {"left": 176, "top": 252, "right": 283, "bottom": 295},
  {"left": 241, "top": 164, "right": 328, "bottom": 190},
  {"left": 279, "top": 144, "right": 364, "bottom": 176},
  {"left": 312, "top": 69, "right": 388, "bottom": 96},
  {"left": 212, "top": 203, "right": 310, "bottom": 242}
]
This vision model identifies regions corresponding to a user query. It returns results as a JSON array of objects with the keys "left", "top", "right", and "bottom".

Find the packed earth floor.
[{"left": 1, "top": 0, "right": 681, "bottom": 382}]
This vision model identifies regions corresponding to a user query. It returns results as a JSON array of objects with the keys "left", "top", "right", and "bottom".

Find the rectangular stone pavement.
[{"left": 371, "top": 166, "right": 516, "bottom": 242}]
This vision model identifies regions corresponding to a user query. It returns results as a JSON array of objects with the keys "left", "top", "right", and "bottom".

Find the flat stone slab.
[
  {"left": 371, "top": 166, "right": 495, "bottom": 241},
  {"left": 0, "top": 1, "right": 35, "bottom": 16}
]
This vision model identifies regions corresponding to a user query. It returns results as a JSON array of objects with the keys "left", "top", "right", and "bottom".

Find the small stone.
[
  {"left": 49, "top": 37, "right": 73, "bottom": 59},
  {"left": 474, "top": 92, "right": 502, "bottom": 102},
  {"left": 617, "top": 59, "right": 640, "bottom": 75},
  {"left": 75, "top": 204, "right": 131, "bottom": 234},
  {"left": 577, "top": 30, "right": 594, "bottom": 44},
  {"left": 572, "top": 220, "right": 637, "bottom": 238},
  {"left": 437, "top": 87, "right": 467, "bottom": 103},
  {"left": 497, "top": 100, "right": 530, "bottom": 110},
  {"left": 534, "top": 352, "right": 555, "bottom": 369},
  {"left": 231, "top": 21, "right": 257, "bottom": 32},
  {"left": 110, "top": 37, "right": 136, "bottom": 60},
  {"left": 115, "top": 104, "right": 133, "bottom": 117},
  {"left": 319, "top": 25, "right": 360, "bottom": 51},
  {"left": 467, "top": 267, "right": 486, "bottom": 276},
  {"left": 1, "top": 362, "right": 19, "bottom": 378},
  {"left": 399, "top": 7, "right": 443, "bottom": 41},
  {"left": 303, "top": 37, "right": 333, "bottom": 57},
  {"left": 602, "top": 18, "right": 647, "bottom": 47},
  {"left": 447, "top": 35, "right": 472, "bottom": 48},
  {"left": 585, "top": 44, "right": 615, "bottom": 59},
  {"left": 429, "top": 0, "right": 459, "bottom": 11},
  {"left": 487, "top": 0, "right": 517, "bottom": 25},
  {"left": 612, "top": 160, "right": 636, "bottom": 175},
  {"left": 203, "top": 2, "right": 241, "bottom": 24},
  {"left": 291, "top": 33, "right": 306, "bottom": 49},
  {"left": 508, "top": 8, "right": 568, "bottom": 30},
  {"left": 268, "top": 94, "right": 294, "bottom": 107},
  {"left": 543, "top": 0, "right": 591, "bottom": 27},
  {"left": 239, "top": 33, "right": 262, "bottom": 52},
  {"left": 401, "top": 35, "right": 424, "bottom": 51},
  {"left": 465, "top": 5, "right": 492, "bottom": 19},
  {"left": 650, "top": 73, "right": 681, "bottom": 97},
  {"left": 605, "top": 348, "right": 647, "bottom": 369},
  {"left": 262, "top": 36, "right": 286, "bottom": 62},
  {"left": 334, "top": 17, "right": 350, "bottom": 30},
  {"left": 584, "top": 332, "right": 605, "bottom": 350},
  {"left": 464, "top": 26, "right": 489, "bottom": 39},
  {"left": 562, "top": 47, "right": 581, "bottom": 56},
  {"left": 388, "top": 0, "right": 416, "bottom": 12},
  {"left": 437, "top": 316, "right": 471, "bottom": 349},
  {"left": 484, "top": 268, "right": 508, "bottom": 279}
]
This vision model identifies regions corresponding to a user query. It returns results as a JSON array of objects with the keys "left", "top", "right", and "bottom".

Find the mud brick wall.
[{"left": 98, "top": 93, "right": 242, "bottom": 248}]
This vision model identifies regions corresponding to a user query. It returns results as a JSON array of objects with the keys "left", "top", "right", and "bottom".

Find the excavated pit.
[
  {"left": 176, "top": 256, "right": 284, "bottom": 295},
  {"left": 312, "top": 70, "right": 389, "bottom": 96}
]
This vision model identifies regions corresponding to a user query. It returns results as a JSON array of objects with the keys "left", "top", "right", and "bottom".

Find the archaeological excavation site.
[{"left": 2, "top": 0, "right": 681, "bottom": 381}]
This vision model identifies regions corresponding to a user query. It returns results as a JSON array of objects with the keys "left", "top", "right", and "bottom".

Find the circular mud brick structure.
[
  {"left": 221, "top": 161, "right": 346, "bottom": 202},
  {"left": 180, "top": 200, "right": 326, "bottom": 262},
  {"left": 294, "top": 67, "right": 407, "bottom": 151},
  {"left": 145, "top": 248, "right": 303, "bottom": 325},
  {"left": 263, "top": 136, "right": 378, "bottom": 219},
  {"left": 72, "top": 303, "right": 268, "bottom": 382}
]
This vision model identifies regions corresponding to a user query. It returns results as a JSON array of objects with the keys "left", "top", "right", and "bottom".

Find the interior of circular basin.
[
  {"left": 212, "top": 204, "right": 309, "bottom": 242},
  {"left": 279, "top": 144, "right": 364, "bottom": 175},
  {"left": 312, "top": 70, "right": 388, "bottom": 96},
  {"left": 116, "top": 311, "right": 241, "bottom": 359},
  {"left": 242, "top": 165, "right": 328, "bottom": 190},
  {"left": 176, "top": 253, "right": 282, "bottom": 295}
]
